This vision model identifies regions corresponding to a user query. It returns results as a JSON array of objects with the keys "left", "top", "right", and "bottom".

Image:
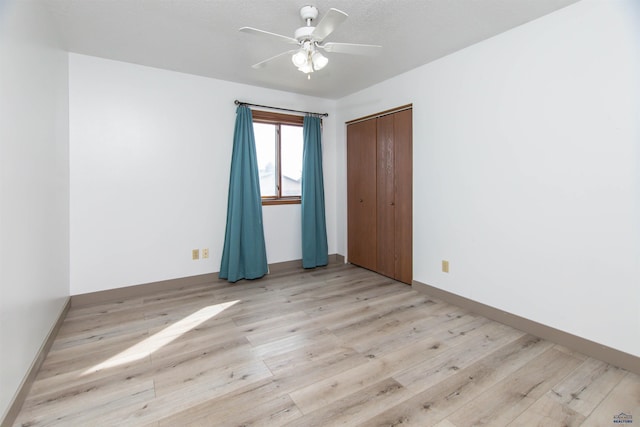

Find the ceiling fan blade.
[
  {"left": 321, "top": 42, "right": 382, "bottom": 55},
  {"left": 239, "top": 27, "right": 299, "bottom": 44},
  {"left": 311, "top": 8, "right": 348, "bottom": 41},
  {"left": 251, "top": 50, "right": 297, "bottom": 69}
]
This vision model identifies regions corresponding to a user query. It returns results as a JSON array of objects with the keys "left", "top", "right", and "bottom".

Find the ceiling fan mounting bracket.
[{"left": 299, "top": 6, "right": 319, "bottom": 22}]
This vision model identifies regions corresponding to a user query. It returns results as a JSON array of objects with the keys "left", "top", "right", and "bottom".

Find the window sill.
[{"left": 262, "top": 198, "right": 301, "bottom": 206}]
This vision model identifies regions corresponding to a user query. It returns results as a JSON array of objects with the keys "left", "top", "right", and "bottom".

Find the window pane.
[
  {"left": 280, "top": 125, "right": 303, "bottom": 197},
  {"left": 253, "top": 123, "right": 277, "bottom": 197}
]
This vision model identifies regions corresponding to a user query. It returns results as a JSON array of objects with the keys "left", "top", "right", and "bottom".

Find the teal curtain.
[
  {"left": 301, "top": 115, "right": 328, "bottom": 268},
  {"left": 219, "top": 105, "right": 268, "bottom": 282}
]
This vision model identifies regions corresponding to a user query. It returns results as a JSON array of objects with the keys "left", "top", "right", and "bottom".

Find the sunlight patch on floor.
[{"left": 82, "top": 300, "right": 239, "bottom": 375}]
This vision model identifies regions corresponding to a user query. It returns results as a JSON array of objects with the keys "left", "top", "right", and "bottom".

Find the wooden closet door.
[
  {"left": 347, "top": 119, "right": 377, "bottom": 271},
  {"left": 376, "top": 114, "right": 396, "bottom": 278},
  {"left": 394, "top": 109, "right": 413, "bottom": 284}
]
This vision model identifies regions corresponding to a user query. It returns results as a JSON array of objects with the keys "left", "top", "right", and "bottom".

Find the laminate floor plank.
[
  {"left": 382, "top": 320, "right": 521, "bottom": 385},
  {"left": 54, "top": 309, "right": 148, "bottom": 340},
  {"left": 148, "top": 322, "right": 248, "bottom": 364},
  {"left": 392, "top": 332, "right": 538, "bottom": 394},
  {"left": 251, "top": 328, "right": 338, "bottom": 361},
  {"left": 238, "top": 310, "right": 313, "bottom": 335},
  {"left": 348, "top": 310, "right": 481, "bottom": 358},
  {"left": 580, "top": 372, "right": 640, "bottom": 427},
  {"left": 15, "top": 380, "right": 155, "bottom": 427},
  {"left": 200, "top": 394, "right": 302, "bottom": 427},
  {"left": 38, "top": 327, "right": 151, "bottom": 371},
  {"left": 285, "top": 378, "right": 413, "bottom": 426},
  {"left": 507, "top": 395, "right": 586, "bottom": 426},
  {"left": 63, "top": 297, "right": 146, "bottom": 321},
  {"left": 12, "top": 263, "right": 637, "bottom": 426},
  {"left": 155, "top": 377, "right": 291, "bottom": 426},
  {"left": 294, "top": 321, "right": 505, "bottom": 415},
  {"left": 362, "top": 335, "right": 554, "bottom": 426},
  {"left": 289, "top": 283, "right": 403, "bottom": 317},
  {"left": 302, "top": 279, "right": 403, "bottom": 316},
  {"left": 152, "top": 357, "right": 273, "bottom": 397},
  {"left": 269, "top": 352, "right": 370, "bottom": 393},
  {"left": 546, "top": 357, "right": 627, "bottom": 417},
  {"left": 445, "top": 347, "right": 584, "bottom": 426},
  {"left": 228, "top": 298, "right": 318, "bottom": 327},
  {"left": 244, "top": 313, "right": 327, "bottom": 347}
]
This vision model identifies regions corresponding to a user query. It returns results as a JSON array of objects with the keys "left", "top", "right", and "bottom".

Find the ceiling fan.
[{"left": 239, "top": 6, "right": 381, "bottom": 78}]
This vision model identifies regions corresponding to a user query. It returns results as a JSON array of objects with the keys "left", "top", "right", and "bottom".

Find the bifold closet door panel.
[
  {"left": 376, "top": 114, "right": 396, "bottom": 279},
  {"left": 394, "top": 109, "right": 413, "bottom": 284},
  {"left": 347, "top": 119, "right": 377, "bottom": 271}
]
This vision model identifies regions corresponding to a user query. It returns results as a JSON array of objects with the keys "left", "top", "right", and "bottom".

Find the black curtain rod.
[{"left": 234, "top": 100, "right": 328, "bottom": 117}]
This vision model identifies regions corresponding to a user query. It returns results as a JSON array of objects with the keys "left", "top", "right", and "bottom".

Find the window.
[{"left": 252, "top": 110, "right": 304, "bottom": 205}]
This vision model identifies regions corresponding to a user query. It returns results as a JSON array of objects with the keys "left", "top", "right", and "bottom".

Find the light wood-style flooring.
[{"left": 13, "top": 263, "right": 639, "bottom": 426}]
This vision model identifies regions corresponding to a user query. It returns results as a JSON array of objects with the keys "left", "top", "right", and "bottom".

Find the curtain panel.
[
  {"left": 301, "top": 115, "right": 329, "bottom": 268},
  {"left": 219, "top": 105, "right": 268, "bottom": 282}
]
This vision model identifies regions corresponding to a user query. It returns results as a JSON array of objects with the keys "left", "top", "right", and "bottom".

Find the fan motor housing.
[{"left": 294, "top": 26, "right": 316, "bottom": 42}]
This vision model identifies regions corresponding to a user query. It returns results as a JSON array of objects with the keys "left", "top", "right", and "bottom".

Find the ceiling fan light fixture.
[
  {"left": 311, "top": 51, "right": 328, "bottom": 70},
  {"left": 291, "top": 49, "right": 308, "bottom": 68},
  {"left": 298, "top": 61, "right": 314, "bottom": 74}
]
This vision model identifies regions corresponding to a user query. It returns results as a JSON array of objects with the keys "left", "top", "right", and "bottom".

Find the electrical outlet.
[
  {"left": 202, "top": 248, "right": 209, "bottom": 259},
  {"left": 192, "top": 249, "right": 199, "bottom": 260},
  {"left": 442, "top": 260, "right": 449, "bottom": 273}
]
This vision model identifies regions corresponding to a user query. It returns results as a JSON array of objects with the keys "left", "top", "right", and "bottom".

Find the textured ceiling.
[{"left": 43, "top": 0, "right": 580, "bottom": 99}]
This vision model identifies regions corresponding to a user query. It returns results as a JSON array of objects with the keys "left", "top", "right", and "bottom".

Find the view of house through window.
[{"left": 252, "top": 111, "right": 304, "bottom": 205}]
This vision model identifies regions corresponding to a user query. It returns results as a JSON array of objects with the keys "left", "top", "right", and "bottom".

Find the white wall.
[
  {"left": 69, "top": 54, "right": 337, "bottom": 294},
  {"left": 0, "top": 0, "right": 70, "bottom": 418},
  {"left": 336, "top": 0, "right": 640, "bottom": 357}
]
